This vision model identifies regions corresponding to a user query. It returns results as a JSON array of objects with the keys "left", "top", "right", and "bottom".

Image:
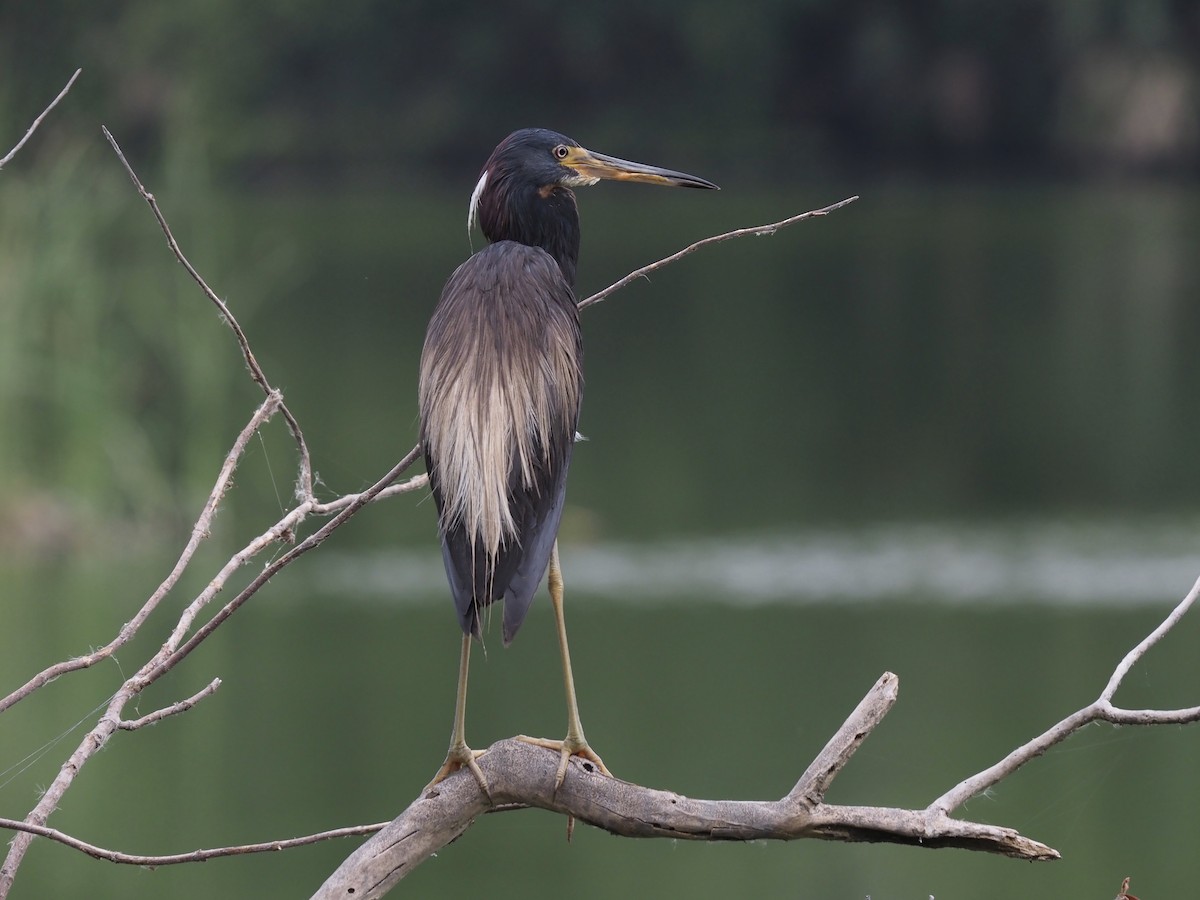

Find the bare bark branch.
[
  {"left": 788, "top": 671, "right": 898, "bottom": 806},
  {"left": 0, "top": 129, "right": 437, "bottom": 895},
  {"left": 118, "top": 679, "right": 223, "bottom": 730},
  {"left": 577, "top": 196, "right": 859, "bottom": 312},
  {"left": 310, "top": 459, "right": 428, "bottom": 514},
  {"left": 0, "top": 391, "right": 283, "bottom": 714},
  {"left": 0, "top": 818, "right": 386, "bottom": 866},
  {"left": 314, "top": 568, "right": 1200, "bottom": 897},
  {"left": 1, "top": 420, "right": 410, "bottom": 896},
  {"left": 145, "top": 442, "right": 422, "bottom": 684},
  {"left": 0, "top": 394, "right": 291, "bottom": 895},
  {"left": 101, "top": 126, "right": 314, "bottom": 501},
  {"left": 928, "top": 574, "right": 1200, "bottom": 817},
  {"left": 0, "top": 68, "right": 81, "bottom": 169},
  {"left": 311, "top": 724, "right": 1057, "bottom": 899},
  {"left": 1101, "top": 573, "right": 1200, "bottom": 701}
]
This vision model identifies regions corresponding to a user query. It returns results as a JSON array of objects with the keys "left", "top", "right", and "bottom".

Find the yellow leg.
[
  {"left": 425, "top": 632, "right": 489, "bottom": 796},
  {"left": 518, "top": 541, "right": 612, "bottom": 790}
]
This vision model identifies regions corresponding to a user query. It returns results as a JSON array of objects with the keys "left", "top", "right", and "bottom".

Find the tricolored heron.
[{"left": 419, "top": 128, "right": 717, "bottom": 793}]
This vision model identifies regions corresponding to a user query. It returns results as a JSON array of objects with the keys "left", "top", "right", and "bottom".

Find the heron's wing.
[
  {"left": 426, "top": 474, "right": 486, "bottom": 639},
  {"left": 500, "top": 436, "right": 573, "bottom": 645},
  {"left": 419, "top": 242, "right": 582, "bottom": 642}
]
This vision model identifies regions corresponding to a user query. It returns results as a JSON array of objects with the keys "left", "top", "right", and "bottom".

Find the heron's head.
[{"left": 468, "top": 128, "right": 718, "bottom": 239}]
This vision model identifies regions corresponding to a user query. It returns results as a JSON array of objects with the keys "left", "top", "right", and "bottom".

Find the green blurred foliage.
[{"left": 4, "top": 0, "right": 1199, "bottom": 185}]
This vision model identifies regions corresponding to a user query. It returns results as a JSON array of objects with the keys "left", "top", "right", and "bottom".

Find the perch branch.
[
  {"left": 0, "top": 68, "right": 81, "bottom": 169},
  {"left": 310, "top": 677, "right": 1054, "bottom": 900},
  {"left": 314, "top": 570, "right": 1200, "bottom": 897}
]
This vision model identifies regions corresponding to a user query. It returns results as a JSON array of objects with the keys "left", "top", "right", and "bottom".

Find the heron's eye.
[{"left": 553, "top": 144, "right": 570, "bottom": 161}]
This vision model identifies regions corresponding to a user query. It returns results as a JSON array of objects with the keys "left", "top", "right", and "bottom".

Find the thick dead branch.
[
  {"left": 314, "top": 573, "right": 1200, "bottom": 897},
  {"left": 311, "top": 675, "right": 1055, "bottom": 900}
]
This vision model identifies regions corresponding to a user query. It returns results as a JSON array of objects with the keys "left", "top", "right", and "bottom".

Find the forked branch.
[
  {"left": 311, "top": 673, "right": 1048, "bottom": 899},
  {"left": 312, "top": 576, "right": 1200, "bottom": 898}
]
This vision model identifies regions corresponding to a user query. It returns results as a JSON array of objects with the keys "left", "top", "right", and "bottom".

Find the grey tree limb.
[
  {"left": 313, "top": 573, "right": 1200, "bottom": 898},
  {"left": 311, "top": 674, "right": 1056, "bottom": 900}
]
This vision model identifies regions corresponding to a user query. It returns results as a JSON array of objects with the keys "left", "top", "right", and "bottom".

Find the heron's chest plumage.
[{"left": 418, "top": 242, "right": 583, "bottom": 558}]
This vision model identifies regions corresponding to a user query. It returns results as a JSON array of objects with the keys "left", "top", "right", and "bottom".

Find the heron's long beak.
[{"left": 563, "top": 146, "right": 719, "bottom": 190}]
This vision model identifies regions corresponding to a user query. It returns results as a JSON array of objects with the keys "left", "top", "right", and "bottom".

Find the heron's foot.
[
  {"left": 516, "top": 733, "right": 612, "bottom": 791},
  {"left": 424, "top": 742, "right": 490, "bottom": 798}
]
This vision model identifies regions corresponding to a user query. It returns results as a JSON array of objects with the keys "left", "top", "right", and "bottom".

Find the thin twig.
[
  {"left": 928, "top": 575, "right": 1200, "bottom": 816},
  {"left": 0, "top": 296, "right": 415, "bottom": 897},
  {"left": 146, "top": 443, "right": 423, "bottom": 682},
  {"left": 118, "top": 679, "right": 223, "bottom": 730},
  {"left": 311, "top": 458, "right": 428, "bottom": 515},
  {"left": 1101, "top": 573, "right": 1200, "bottom": 701},
  {"left": 0, "top": 391, "right": 283, "bottom": 714},
  {"left": 0, "top": 818, "right": 386, "bottom": 866},
  {"left": 577, "top": 196, "right": 859, "bottom": 312},
  {"left": 0, "top": 395, "right": 290, "bottom": 896},
  {"left": 101, "top": 126, "right": 314, "bottom": 501},
  {"left": 0, "top": 69, "right": 81, "bottom": 169}
]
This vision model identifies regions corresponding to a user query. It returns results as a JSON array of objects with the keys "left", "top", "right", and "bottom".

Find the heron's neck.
[{"left": 482, "top": 182, "right": 581, "bottom": 288}]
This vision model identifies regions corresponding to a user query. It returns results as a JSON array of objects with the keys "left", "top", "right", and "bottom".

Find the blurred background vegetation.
[
  {"left": 2, "top": 3, "right": 1200, "bottom": 898},
  {"left": 5, "top": 0, "right": 1200, "bottom": 183}
]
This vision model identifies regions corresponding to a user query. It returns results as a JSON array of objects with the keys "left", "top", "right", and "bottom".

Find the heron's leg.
[
  {"left": 518, "top": 541, "right": 612, "bottom": 790},
  {"left": 425, "top": 632, "right": 490, "bottom": 797}
]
